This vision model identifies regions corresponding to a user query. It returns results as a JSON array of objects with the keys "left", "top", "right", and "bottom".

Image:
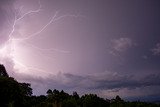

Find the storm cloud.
[{"left": 0, "top": 0, "right": 160, "bottom": 101}]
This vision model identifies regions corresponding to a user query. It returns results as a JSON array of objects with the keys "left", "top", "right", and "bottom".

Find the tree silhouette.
[
  {"left": 47, "top": 89, "right": 53, "bottom": 96},
  {"left": 72, "top": 91, "right": 79, "bottom": 100},
  {"left": 20, "top": 83, "right": 32, "bottom": 96},
  {"left": 0, "top": 65, "right": 32, "bottom": 107},
  {"left": 0, "top": 64, "right": 9, "bottom": 77}
]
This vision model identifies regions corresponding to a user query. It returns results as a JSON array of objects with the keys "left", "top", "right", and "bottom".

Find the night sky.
[{"left": 0, "top": 0, "right": 160, "bottom": 101}]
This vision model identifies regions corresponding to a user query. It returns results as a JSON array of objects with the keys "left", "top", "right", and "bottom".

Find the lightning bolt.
[
  {"left": 0, "top": 0, "right": 84, "bottom": 76},
  {"left": 13, "top": 12, "right": 85, "bottom": 41},
  {"left": 8, "top": 0, "right": 42, "bottom": 40}
]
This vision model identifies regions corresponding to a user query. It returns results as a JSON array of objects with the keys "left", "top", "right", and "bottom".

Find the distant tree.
[
  {"left": 46, "top": 89, "right": 60, "bottom": 107},
  {"left": 115, "top": 95, "right": 123, "bottom": 102},
  {"left": 110, "top": 95, "right": 124, "bottom": 107},
  {"left": 47, "top": 89, "right": 53, "bottom": 96},
  {"left": 72, "top": 91, "right": 80, "bottom": 100},
  {"left": 52, "top": 89, "right": 60, "bottom": 104},
  {"left": 59, "top": 90, "right": 70, "bottom": 101}
]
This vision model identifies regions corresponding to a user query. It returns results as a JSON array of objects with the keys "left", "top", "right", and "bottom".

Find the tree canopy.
[{"left": 0, "top": 64, "right": 32, "bottom": 107}]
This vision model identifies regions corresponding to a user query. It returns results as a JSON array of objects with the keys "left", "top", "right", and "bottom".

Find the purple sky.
[{"left": 1, "top": 0, "right": 160, "bottom": 101}]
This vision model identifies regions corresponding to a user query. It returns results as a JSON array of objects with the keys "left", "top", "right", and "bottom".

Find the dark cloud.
[
  {"left": 61, "top": 72, "right": 160, "bottom": 91},
  {"left": 18, "top": 71, "right": 160, "bottom": 96},
  {"left": 96, "top": 74, "right": 160, "bottom": 90}
]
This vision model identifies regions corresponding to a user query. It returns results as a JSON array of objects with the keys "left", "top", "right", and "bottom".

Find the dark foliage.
[
  {"left": 0, "top": 64, "right": 32, "bottom": 107},
  {"left": 0, "top": 64, "right": 9, "bottom": 77}
]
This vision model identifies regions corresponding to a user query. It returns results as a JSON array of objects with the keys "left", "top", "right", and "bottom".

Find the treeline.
[{"left": 0, "top": 64, "right": 160, "bottom": 107}]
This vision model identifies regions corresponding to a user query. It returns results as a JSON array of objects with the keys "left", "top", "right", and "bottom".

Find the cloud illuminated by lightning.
[{"left": 0, "top": 0, "right": 84, "bottom": 76}]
